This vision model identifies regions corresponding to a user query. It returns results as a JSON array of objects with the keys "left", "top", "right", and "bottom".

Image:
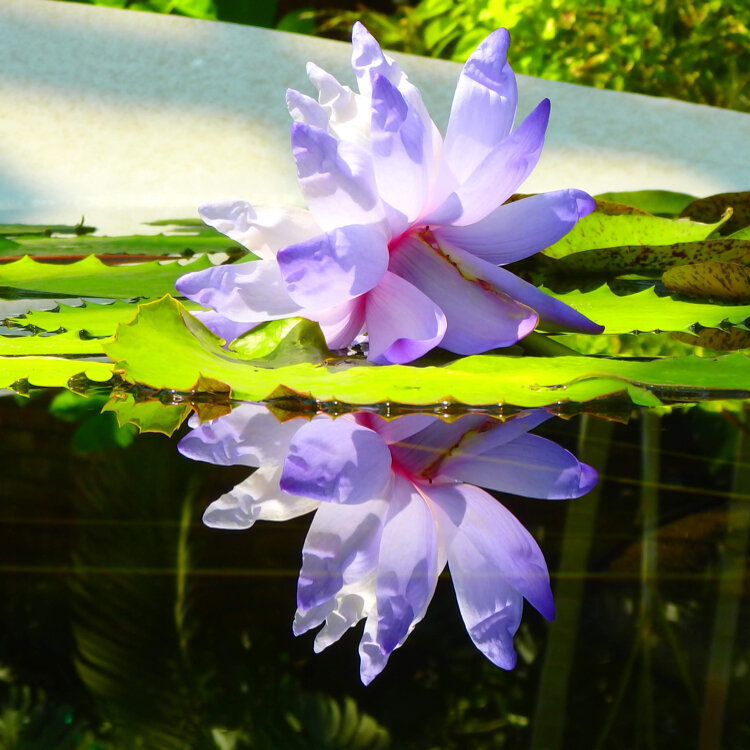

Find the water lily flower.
[
  {"left": 176, "top": 24, "right": 602, "bottom": 364},
  {"left": 178, "top": 404, "right": 597, "bottom": 683}
]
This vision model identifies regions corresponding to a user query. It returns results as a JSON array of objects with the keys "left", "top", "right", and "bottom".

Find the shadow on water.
[{"left": 0, "top": 392, "right": 747, "bottom": 749}]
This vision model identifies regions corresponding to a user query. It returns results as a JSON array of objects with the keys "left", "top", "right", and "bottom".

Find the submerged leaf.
[{"left": 662, "top": 261, "right": 750, "bottom": 303}]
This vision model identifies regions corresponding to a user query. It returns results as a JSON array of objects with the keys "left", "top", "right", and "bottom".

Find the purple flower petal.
[
  {"left": 291, "top": 122, "right": 385, "bottom": 232},
  {"left": 307, "top": 296, "right": 366, "bottom": 349},
  {"left": 448, "top": 543, "right": 523, "bottom": 669},
  {"left": 351, "top": 21, "right": 402, "bottom": 95},
  {"left": 359, "top": 474, "right": 441, "bottom": 684},
  {"left": 305, "top": 62, "right": 359, "bottom": 127},
  {"left": 388, "top": 414, "right": 493, "bottom": 477},
  {"left": 428, "top": 482, "right": 554, "bottom": 620},
  {"left": 426, "top": 99, "right": 550, "bottom": 227},
  {"left": 198, "top": 201, "right": 319, "bottom": 260},
  {"left": 293, "top": 580, "right": 375, "bottom": 653},
  {"left": 286, "top": 88, "right": 329, "bottom": 130},
  {"left": 370, "top": 74, "right": 433, "bottom": 233},
  {"left": 277, "top": 225, "right": 389, "bottom": 308},
  {"left": 440, "top": 433, "right": 598, "bottom": 500},
  {"left": 177, "top": 403, "right": 307, "bottom": 467},
  {"left": 443, "top": 28, "right": 517, "bottom": 184},
  {"left": 446, "top": 410, "right": 553, "bottom": 459},
  {"left": 389, "top": 235, "right": 537, "bottom": 353},
  {"left": 203, "top": 466, "right": 320, "bottom": 529},
  {"left": 280, "top": 416, "right": 392, "bottom": 504},
  {"left": 363, "top": 413, "right": 441, "bottom": 446},
  {"left": 297, "top": 496, "right": 389, "bottom": 611},
  {"left": 433, "top": 243, "right": 604, "bottom": 334},
  {"left": 433, "top": 189, "right": 596, "bottom": 265},
  {"left": 190, "top": 310, "right": 255, "bottom": 345},
  {"left": 364, "top": 270, "right": 447, "bottom": 364},
  {"left": 175, "top": 260, "right": 303, "bottom": 322}
]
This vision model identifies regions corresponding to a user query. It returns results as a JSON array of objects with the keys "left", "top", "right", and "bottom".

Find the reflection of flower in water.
[
  {"left": 176, "top": 24, "right": 602, "bottom": 364},
  {"left": 179, "top": 405, "right": 596, "bottom": 684}
]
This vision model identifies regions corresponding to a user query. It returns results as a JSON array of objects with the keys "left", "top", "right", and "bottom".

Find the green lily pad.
[
  {"left": 230, "top": 318, "right": 332, "bottom": 366},
  {"left": 594, "top": 190, "right": 696, "bottom": 217},
  {"left": 0, "top": 255, "right": 212, "bottom": 299},
  {"left": 543, "top": 209, "right": 729, "bottom": 259},
  {"left": 680, "top": 191, "right": 750, "bottom": 235},
  {"left": 103, "top": 296, "right": 750, "bottom": 408},
  {"left": 0, "top": 356, "right": 113, "bottom": 390},
  {"left": 662, "top": 261, "right": 750, "bottom": 303},
  {"left": 7, "top": 299, "right": 203, "bottom": 338},
  {"left": 544, "top": 285, "right": 750, "bottom": 334},
  {"left": 2, "top": 233, "right": 241, "bottom": 257},
  {"left": 0, "top": 331, "right": 107, "bottom": 356}
]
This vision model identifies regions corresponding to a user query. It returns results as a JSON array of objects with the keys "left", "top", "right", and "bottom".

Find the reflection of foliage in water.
[{"left": 1, "top": 395, "right": 749, "bottom": 747}]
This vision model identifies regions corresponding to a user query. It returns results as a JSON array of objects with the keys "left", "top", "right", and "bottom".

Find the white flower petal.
[{"left": 198, "top": 201, "right": 319, "bottom": 260}]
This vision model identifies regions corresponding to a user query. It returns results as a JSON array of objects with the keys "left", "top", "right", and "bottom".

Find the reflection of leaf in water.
[
  {"left": 68, "top": 440, "right": 205, "bottom": 749},
  {"left": 0, "top": 684, "right": 91, "bottom": 750}
]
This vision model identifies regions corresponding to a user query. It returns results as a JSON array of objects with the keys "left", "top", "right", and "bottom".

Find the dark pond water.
[{"left": 1, "top": 392, "right": 747, "bottom": 749}]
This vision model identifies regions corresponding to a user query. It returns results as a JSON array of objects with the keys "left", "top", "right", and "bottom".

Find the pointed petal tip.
[
  {"left": 578, "top": 462, "right": 599, "bottom": 495},
  {"left": 572, "top": 189, "right": 596, "bottom": 219}
]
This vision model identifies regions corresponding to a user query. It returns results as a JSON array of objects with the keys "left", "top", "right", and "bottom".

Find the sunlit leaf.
[
  {"left": 8, "top": 299, "right": 203, "bottom": 338},
  {"left": 0, "top": 255, "right": 212, "bottom": 299},
  {"left": 230, "top": 317, "right": 331, "bottom": 365},
  {"left": 662, "top": 261, "right": 750, "bottom": 303},
  {"left": 543, "top": 209, "right": 729, "bottom": 259},
  {"left": 0, "top": 356, "right": 113, "bottom": 390},
  {"left": 0, "top": 331, "right": 107, "bottom": 356},
  {"left": 5, "top": 233, "right": 240, "bottom": 257},
  {"left": 103, "top": 296, "right": 750, "bottom": 408},
  {"left": 544, "top": 285, "right": 750, "bottom": 334}
]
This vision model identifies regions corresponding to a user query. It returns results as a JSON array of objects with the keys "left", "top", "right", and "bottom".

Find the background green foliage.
[{"left": 318, "top": 0, "right": 750, "bottom": 111}]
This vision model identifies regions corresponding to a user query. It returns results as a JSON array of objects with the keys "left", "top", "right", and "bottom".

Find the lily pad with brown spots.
[
  {"left": 680, "top": 191, "right": 750, "bottom": 236},
  {"left": 662, "top": 261, "right": 750, "bottom": 304}
]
